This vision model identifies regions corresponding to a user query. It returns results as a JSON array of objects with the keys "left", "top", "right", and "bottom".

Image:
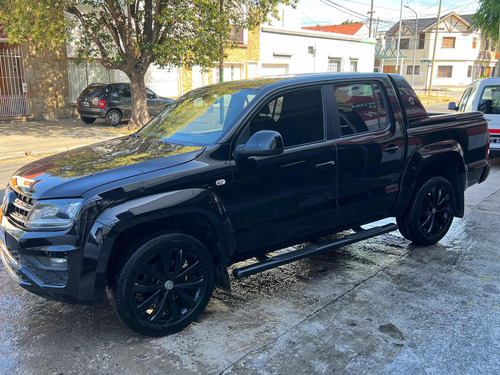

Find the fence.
[{"left": 0, "top": 46, "right": 30, "bottom": 117}]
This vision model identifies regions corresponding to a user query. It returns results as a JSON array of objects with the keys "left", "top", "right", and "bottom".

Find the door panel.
[
  {"left": 228, "top": 86, "right": 338, "bottom": 254},
  {"left": 333, "top": 81, "right": 405, "bottom": 226}
]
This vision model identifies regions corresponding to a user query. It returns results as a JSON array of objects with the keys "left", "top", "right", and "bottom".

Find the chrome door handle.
[
  {"left": 315, "top": 160, "right": 335, "bottom": 169},
  {"left": 384, "top": 145, "right": 400, "bottom": 153}
]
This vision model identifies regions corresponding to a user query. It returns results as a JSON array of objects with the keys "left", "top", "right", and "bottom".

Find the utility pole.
[
  {"left": 395, "top": 0, "right": 404, "bottom": 73},
  {"left": 428, "top": 0, "right": 443, "bottom": 94},
  {"left": 368, "top": 0, "right": 374, "bottom": 38},
  {"left": 405, "top": 5, "right": 418, "bottom": 87}
]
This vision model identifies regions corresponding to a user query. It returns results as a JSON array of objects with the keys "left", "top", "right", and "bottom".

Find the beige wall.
[{"left": 24, "top": 45, "right": 71, "bottom": 119}]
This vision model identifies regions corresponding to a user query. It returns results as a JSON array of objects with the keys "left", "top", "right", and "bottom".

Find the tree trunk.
[{"left": 128, "top": 71, "right": 150, "bottom": 130}]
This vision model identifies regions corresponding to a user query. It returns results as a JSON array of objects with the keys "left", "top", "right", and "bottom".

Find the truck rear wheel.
[
  {"left": 397, "top": 176, "right": 455, "bottom": 246},
  {"left": 109, "top": 232, "right": 215, "bottom": 336}
]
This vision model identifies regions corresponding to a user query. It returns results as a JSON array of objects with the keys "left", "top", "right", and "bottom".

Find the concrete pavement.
[{"left": 0, "top": 118, "right": 129, "bottom": 161}]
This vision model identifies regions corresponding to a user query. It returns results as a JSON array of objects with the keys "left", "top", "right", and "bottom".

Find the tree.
[
  {"left": 473, "top": 0, "right": 500, "bottom": 77},
  {"left": 0, "top": 0, "right": 295, "bottom": 128}
]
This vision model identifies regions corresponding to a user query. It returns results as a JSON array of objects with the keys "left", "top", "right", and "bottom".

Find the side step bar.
[{"left": 233, "top": 223, "right": 398, "bottom": 279}]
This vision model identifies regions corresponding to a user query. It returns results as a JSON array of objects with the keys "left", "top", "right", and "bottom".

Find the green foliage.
[
  {"left": 341, "top": 19, "right": 357, "bottom": 25},
  {"left": 473, "top": 0, "right": 500, "bottom": 40},
  {"left": 0, "top": 0, "right": 296, "bottom": 127},
  {"left": 0, "top": 0, "right": 296, "bottom": 71}
]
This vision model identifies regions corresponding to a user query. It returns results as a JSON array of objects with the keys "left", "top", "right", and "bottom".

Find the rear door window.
[
  {"left": 80, "top": 84, "right": 105, "bottom": 98},
  {"left": 333, "top": 82, "right": 389, "bottom": 136}
]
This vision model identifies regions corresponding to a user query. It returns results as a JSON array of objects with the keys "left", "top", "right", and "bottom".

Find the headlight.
[{"left": 25, "top": 199, "right": 83, "bottom": 231}]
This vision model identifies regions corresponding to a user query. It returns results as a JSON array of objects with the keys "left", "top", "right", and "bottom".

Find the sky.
[{"left": 297, "top": 0, "right": 480, "bottom": 32}]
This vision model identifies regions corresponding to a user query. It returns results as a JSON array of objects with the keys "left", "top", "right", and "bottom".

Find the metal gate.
[{"left": 0, "top": 46, "right": 29, "bottom": 117}]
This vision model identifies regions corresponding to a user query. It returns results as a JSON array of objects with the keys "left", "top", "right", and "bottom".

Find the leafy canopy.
[
  {"left": 473, "top": 0, "right": 500, "bottom": 40},
  {"left": 0, "top": 0, "right": 296, "bottom": 73}
]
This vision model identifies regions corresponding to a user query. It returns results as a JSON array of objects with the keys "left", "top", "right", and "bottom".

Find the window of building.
[
  {"left": 350, "top": 60, "right": 358, "bottom": 72},
  {"left": 407, "top": 65, "right": 420, "bottom": 75},
  {"left": 467, "top": 66, "right": 473, "bottom": 77},
  {"left": 442, "top": 37, "right": 456, "bottom": 48},
  {"left": 437, "top": 66, "right": 453, "bottom": 77},
  {"left": 472, "top": 37, "right": 477, "bottom": 49},
  {"left": 486, "top": 39, "right": 490, "bottom": 50},
  {"left": 418, "top": 33, "right": 425, "bottom": 49},
  {"left": 399, "top": 39, "right": 410, "bottom": 49},
  {"left": 328, "top": 59, "right": 342, "bottom": 72},
  {"left": 228, "top": 28, "right": 245, "bottom": 44},
  {"left": 334, "top": 82, "right": 389, "bottom": 136}
]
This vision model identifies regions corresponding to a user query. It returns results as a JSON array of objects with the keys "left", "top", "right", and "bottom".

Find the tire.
[
  {"left": 110, "top": 232, "right": 215, "bottom": 336},
  {"left": 81, "top": 116, "right": 96, "bottom": 124},
  {"left": 397, "top": 176, "right": 455, "bottom": 246},
  {"left": 105, "top": 109, "right": 122, "bottom": 126}
]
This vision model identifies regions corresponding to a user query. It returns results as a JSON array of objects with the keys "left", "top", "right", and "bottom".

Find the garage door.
[{"left": 261, "top": 64, "right": 289, "bottom": 76}]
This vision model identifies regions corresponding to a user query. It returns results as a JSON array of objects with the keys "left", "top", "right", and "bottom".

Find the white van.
[{"left": 449, "top": 77, "right": 500, "bottom": 157}]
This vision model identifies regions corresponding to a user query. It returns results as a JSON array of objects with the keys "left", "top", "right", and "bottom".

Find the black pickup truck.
[{"left": 0, "top": 73, "right": 490, "bottom": 336}]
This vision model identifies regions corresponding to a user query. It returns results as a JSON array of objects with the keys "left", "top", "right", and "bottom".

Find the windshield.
[
  {"left": 138, "top": 86, "right": 259, "bottom": 146},
  {"left": 458, "top": 81, "right": 480, "bottom": 112}
]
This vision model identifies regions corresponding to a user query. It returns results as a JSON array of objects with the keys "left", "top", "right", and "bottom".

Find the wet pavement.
[{"left": 1, "top": 159, "right": 500, "bottom": 374}]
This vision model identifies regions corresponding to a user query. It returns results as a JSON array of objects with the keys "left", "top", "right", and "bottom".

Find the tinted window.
[
  {"left": 241, "top": 88, "right": 324, "bottom": 148},
  {"left": 109, "top": 85, "right": 131, "bottom": 100},
  {"left": 147, "top": 89, "right": 155, "bottom": 99},
  {"left": 80, "top": 84, "right": 106, "bottom": 98},
  {"left": 334, "top": 82, "right": 389, "bottom": 136},
  {"left": 478, "top": 85, "right": 500, "bottom": 114},
  {"left": 138, "top": 87, "right": 259, "bottom": 146}
]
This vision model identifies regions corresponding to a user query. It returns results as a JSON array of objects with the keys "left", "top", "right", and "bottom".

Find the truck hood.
[{"left": 10, "top": 135, "right": 204, "bottom": 199}]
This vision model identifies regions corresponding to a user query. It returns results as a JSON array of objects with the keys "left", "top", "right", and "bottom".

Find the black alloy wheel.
[
  {"left": 110, "top": 232, "right": 215, "bottom": 336},
  {"left": 397, "top": 176, "right": 455, "bottom": 245}
]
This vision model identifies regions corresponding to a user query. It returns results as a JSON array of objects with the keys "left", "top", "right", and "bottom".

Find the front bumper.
[{"left": 0, "top": 214, "right": 105, "bottom": 304}]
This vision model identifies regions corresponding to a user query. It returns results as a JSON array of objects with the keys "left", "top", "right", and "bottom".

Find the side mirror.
[
  {"left": 448, "top": 102, "right": 458, "bottom": 111},
  {"left": 235, "top": 130, "right": 284, "bottom": 159}
]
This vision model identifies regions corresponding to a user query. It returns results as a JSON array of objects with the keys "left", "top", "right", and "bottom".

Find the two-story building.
[{"left": 378, "top": 12, "right": 497, "bottom": 87}]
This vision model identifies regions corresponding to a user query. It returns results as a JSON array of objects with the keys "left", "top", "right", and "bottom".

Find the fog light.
[{"left": 35, "top": 256, "right": 67, "bottom": 270}]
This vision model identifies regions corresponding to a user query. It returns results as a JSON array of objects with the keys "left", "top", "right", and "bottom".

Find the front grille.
[{"left": 7, "top": 190, "right": 35, "bottom": 228}]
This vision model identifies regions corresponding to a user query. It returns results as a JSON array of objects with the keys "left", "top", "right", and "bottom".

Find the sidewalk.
[{"left": 0, "top": 118, "right": 130, "bottom": 161}]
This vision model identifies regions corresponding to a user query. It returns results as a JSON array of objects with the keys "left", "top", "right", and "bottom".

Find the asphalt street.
[{"left": 1, "top": 160, "right": 499, "bottom": 374}]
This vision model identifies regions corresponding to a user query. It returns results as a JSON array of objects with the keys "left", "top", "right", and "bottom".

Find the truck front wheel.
[
  {"left": 109, "top": 232, "right": 215, "bottom": 336},
  {"left": 397, "top": 176, "right": 455, "bottom": 246}
]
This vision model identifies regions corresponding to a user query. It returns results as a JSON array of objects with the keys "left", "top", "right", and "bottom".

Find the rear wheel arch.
[{"left": 395, "top": 150, "right": 466, "bottom": 218}]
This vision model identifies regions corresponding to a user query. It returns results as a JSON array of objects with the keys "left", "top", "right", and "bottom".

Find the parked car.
[
  {"left": 76, "top": 83, "right": 174, "bottom": 126},
  {"left": 449, "top": 77, "right": 499, "bottom": 157},
  {"left": 1, "top": 73, "right": 490, "bottom": 336}
]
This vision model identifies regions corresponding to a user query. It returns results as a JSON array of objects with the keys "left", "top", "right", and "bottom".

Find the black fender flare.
[
  {"left": 81, "top": 188, "right": 236, "bottom": 301},
  {"left": 392, "top": 140, "right": 466, "bottom": 217}
]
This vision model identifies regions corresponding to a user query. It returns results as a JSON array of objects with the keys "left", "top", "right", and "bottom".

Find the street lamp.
[{"left": 405, "top": 5, "right": 418, "bottom": 87}]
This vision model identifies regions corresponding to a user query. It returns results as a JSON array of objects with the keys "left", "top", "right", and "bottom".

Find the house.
[
  {"left": 302, "top": 23, "right": 370, "bottom": 38},
  {"left": 176, "top": 6, "right": 376, "bottom": 94},
  {"left": 378, "top": 12, "right": 497, "bottom": 87},
  {"left": 0, "top": 28, "right": 71, "bottom": 120},
  {"left": 252, "top": 6, "right": 375, "bottom": 78}
]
